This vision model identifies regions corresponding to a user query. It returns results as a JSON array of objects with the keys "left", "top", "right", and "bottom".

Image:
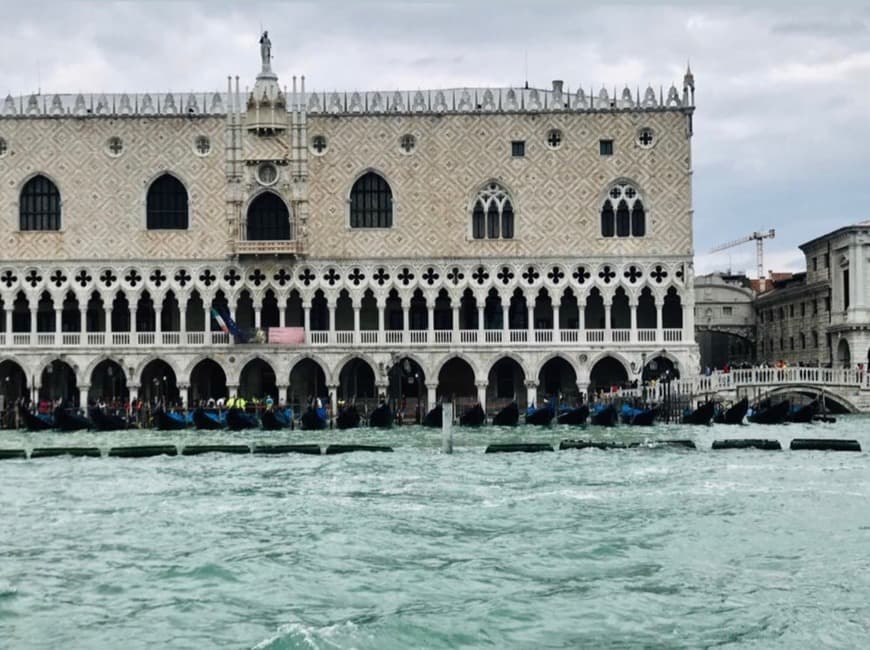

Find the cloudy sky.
[{"left": 2, "top": 1, "right": 868, "bottom": 277}]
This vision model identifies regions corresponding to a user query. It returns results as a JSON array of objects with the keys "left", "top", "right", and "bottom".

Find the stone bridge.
[{"left": 623, "top": 367, "right": 870, "bottom": 413}]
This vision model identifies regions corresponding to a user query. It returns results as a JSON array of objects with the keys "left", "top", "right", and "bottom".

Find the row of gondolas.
[{"left": 19, "top": 396, "right": 827, "bottom": 432}]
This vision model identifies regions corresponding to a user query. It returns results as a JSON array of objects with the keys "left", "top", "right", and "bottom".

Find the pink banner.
[{"left": 268, "top": 327, "right": 306, "bottom": 344}]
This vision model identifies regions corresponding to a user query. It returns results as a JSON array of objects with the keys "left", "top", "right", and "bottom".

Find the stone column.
[
  {"left": 179, "top": 306, "right": 187, "bottom": 335},
  {"left": 79, "top": 305, "right": 87, "bottom": 338},
  {"left": 177, "top": 383, "right": 189, "bottom": 409},
  {"left": 278, "top": 304, "right": 286, "bottom": 328},
  {"left": 502, "top": 303, "right": 510, "bottom": 341},
  {"left": 552, "top": 304, "right": 560, "bottom": 343},
  {"left": 525, "top": 379, "right": 538, "bottom": 408},
  {"left": 526, "top": 304, "right": 534, "bottom": 341},
  {"left": 128, "top": 384, "right": 139, "bottom": 403},
  {"left": 476, "top": 380, "right": 487, "bottom": 412},
  {"left": 353, "top": 306, "right": 361, "bottom": 344},
  {"left": 78, "top": 385, "right": 89, "bottom": 409},
  {"left": 604, "top": 299, "right": 612, "bottom": 332},
  {"left": 254, "top": 306, "right": 262, "bottom": 329},
  {"left": 427, "top": 304, "right": 435, "bottom": 343},
  {"left": 276, "top": 383, "right": 289, "bottom": 406},
  {"left": 682, "top": 293, "right": 694, "bottom": 342},
  {"left": 655, "top": 299, "right": 663, "bottom": 342},
  {"left": 154, "top": 307, "right": 162, "bottom": 334},
  {"left": 327, "top": 384, "right": 338, "bottom": 423},
  {"left": 105, "top": 307, "right": 113, "bottom": 344},
  {"left": 578, "top": 302, "right": 586, "bottom": 332},
  {"left": 327, "top": 305, "right": 336, "bottom": 342},
  {"left": 477, "top": 305, "right": 485, "bottom": 341},
  {"left": 426, "top": 382, "right": 438, "bottom": 409},
  {"left": 226, "top": 383, "right": 240, "bottom": 400},
  {"left": 402, "top": 305, "right": 410, "bottom": 343},
  {"left": 452, "top": 305, "right": 460, "bottom": 341},
  {"left": 5, "top": 309, "right": 11, "bottom": 335},
  {"left": 54, "top": 307, "right": 62, "bottom": 344},
  {"left": 630, "top": 301, "right": 638, "bottom": 342},
  {"left": 29, "top": 308, "right": 37, "bottom": 340},
  {"left": 377, "top": 298, "right": 385, "bottom": 343},
  {"left": 303, "top": 302, "right": 311, "bottom": 341},
  {"left": 130, "top": 307, "right": 138, "bottom": 334}
]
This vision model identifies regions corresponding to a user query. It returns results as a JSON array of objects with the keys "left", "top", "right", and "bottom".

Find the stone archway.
[
  {"left": 437, "top": 357, "right": 476, "bottom": 401},
  {"left": 642, "top": 355, "right": 680, "bottom": 382},
  {"left": 338, "top": 357, "right": 377, "bottom": 401},
  {"left": 188, "top": 358, "right": 226, "bottom": 404},
  {"left": 39, "top": 359, "right": 78, "bottom": 404},
  {"left": 538, "top": 356, "right": 578, "bottom": 402},
  {"left": 837, "top": 338, "right": 851, "bottom": 368},
  {"left": 239, "top": 358, "right": 278, "bottom": 401},
  {"left": 141, "top": 359, "right": 181, "bottom": 406},
  {"left": 289, "top": 358, "right": 328, "bottom": 410},
  {"left": 0, "top": 360, "right": 28, "bottom": 426},
  {"left": 89, "top": 359, "right": 129, "bottom": 404},
  {"left": 589, "top": 356, "right": 629, "bottom": 394},
  {"left": 487, "top": 356, "right": 526, "bottom": 408}
]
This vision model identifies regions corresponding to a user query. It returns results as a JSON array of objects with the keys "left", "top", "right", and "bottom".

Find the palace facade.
[{"left": 0, "top": 36, "right": 698, "bottom": 416}]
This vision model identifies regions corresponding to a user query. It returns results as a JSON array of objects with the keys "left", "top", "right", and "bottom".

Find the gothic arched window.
[
  {"left": 349, "top": 172, "right": 393, "bottom": 228},
  {"left": 600, "top": 182, "right": 645, "bottom": 238},
  {"left": 146, "top": 174, "right": 188, "bottom": 230},
  {"left": 471, "top": 182, "right": 514, "bottom": 240},
  {"left": 247, "top": 192, "right": 291, "bottom": 240},
  {"left": 20, "top": 175, "right": 61, "bottom": 231}
]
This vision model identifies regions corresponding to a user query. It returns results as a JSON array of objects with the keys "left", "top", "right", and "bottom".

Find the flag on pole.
[{"left": 210, "top": 308, "right": 229, "bottom": 334}]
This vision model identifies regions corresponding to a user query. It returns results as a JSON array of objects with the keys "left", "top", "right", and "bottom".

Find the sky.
[{"left": 1, "top": 1, "right": 868, "bottom": 278}]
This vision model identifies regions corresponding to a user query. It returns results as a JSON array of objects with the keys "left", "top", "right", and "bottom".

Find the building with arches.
[{"left": 0, "top": 35, "right": 699, "bottom": 416}]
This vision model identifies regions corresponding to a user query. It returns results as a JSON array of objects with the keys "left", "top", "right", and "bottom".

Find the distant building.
[{"left": 694, "top": 273, "right": 756, "bottom": 368}]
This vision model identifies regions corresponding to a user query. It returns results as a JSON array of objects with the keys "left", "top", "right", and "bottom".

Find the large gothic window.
[
  {"left": 20, "top": 175, "right": 61, "bottom": 231},
  {"left": 600, "top": 182, "right": 645, "bottom": 238},
  {"left": 247, "top": 192, "right": 291, "bottom": 240},
  {"left": 146, "top": 174, "right": 188, "bottom": 230},
  {"left": 349, "top": 172, "right": 393, "bottom": 228},
  {"left": 471, "top": 182, "right": 514, "bottom": 240}
]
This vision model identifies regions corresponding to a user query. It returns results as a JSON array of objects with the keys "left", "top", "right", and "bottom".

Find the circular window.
[
  {"left": 637, "top": 127, "right": 655, "bottom": 148},
  {"left": 546, "top": 128, "right": 563, "bottom": 150},
  {"left": 0, "top": 137, "right": 8, "bottom": 157},
  {"left": 257, "top": 162, "right": 278, "bottom": 186},
  {"left": 311, "top": 135, "right": 328, "bottom": 155},
  {"left": 194, "top": 135, "right": 211, "bottom": 156},
  {"left": 399, "top": 133, "right": 416, "bottom": 154},
  {"left": 106, "top": 136, "right": 124, "bottom": 157}
]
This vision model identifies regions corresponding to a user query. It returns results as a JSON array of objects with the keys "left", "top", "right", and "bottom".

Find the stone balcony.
[{"left": 234, "top": 239, "right": 303, "bottom": 256}]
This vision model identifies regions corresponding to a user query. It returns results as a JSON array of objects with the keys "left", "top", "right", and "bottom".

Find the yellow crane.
[{"left": 710, "top": 229, "right": 776, "bottom": 280}]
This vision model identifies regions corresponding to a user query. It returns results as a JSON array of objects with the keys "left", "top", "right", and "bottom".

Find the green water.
[{"left": 2, "top": 419, "right": 870, "bottom": 649}]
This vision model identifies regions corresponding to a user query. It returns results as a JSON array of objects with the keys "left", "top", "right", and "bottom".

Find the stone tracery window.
[
  {"left": 146, "top": 174, "right": 188, "bottom": 230},
  {"left": 600, "top": 182, "right": 645, "bottom": 238},
  {"left": 20, "top": 175, "right": 61, "bottom": 231},
  {"left": 349, "top": 172, "right": 393, "bottom": 228},
  {"left": 471, "top": 182, "right": 514, "bottom": 240}
]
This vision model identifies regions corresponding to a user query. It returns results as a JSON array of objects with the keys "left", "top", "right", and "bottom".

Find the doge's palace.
[{"left": 0, "top": 33, "right": 698, "bottom": 416}]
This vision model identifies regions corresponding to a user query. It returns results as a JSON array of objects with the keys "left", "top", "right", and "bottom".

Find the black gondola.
[
  {"left": 19, "top": 405, "right": 53, "bottom": 431},
  {"left": 525, "top": 403, "right": 555, "bottom": 426},
  {"left": 300, "top": 406, "right": 328, "bottom": 430},
  {"left": 558, "top": 405, "right": 589, "bottom": 425},
  {"left": 261, "top": 408, "right": 293, "bottom": 431},
  {"left": 368, "top": 403, "right": 392, "bottom": 428},
  {"left": 788, "top": 401, "right": 818, "bottom": 423},
  {"left": 682, "top": 401, "right": 715, "bottom": 425},
  {"left": 53, "top": 407, "right": 90, "bottom": 432},
  {"left": 154, "top": 409, "right": 188, "bottom": 430},
  {"left": 422, "top": 404, "right": 442, "bottom": 428},
  {"left": 336, "top": 405, "right": 361, "bottom": 430},
  {"left": 621, "top": 405, "right": 657, "bottom": 426},
  {"left": 492, "top": 402, "right": 519, "bottom": 426},
  {"left": 226, "top": 408, "right": 259, "bottom": 431},
  {"left": 590, "top": 404, "right": 618, "bottom": 427},
  {"left": 460, "top": 403, "right": 486, "bottom": 427},
  {"left": 714, "top": 397, "right": 749, "bottom": 425},
  {"left": 193, "top": 408, "right": 225, "bottom": 430},
  {"left": 748, "top": 400, "right": 790, "bottom": 425},
  {"left": 89, "top": 408, "right": 129, "bottom": 431}
]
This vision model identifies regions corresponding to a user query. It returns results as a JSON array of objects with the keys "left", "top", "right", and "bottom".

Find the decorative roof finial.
[{"left": 683, "top": 60, "right": 694, "bottom": 89}]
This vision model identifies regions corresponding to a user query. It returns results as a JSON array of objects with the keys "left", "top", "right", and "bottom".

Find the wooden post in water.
[{"left": 441, "top": 402, "right": 454, "bottom": 454}]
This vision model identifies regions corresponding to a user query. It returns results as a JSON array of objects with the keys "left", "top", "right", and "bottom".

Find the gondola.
[
  {"left": 368, "top": 403, "right": 392, "bottom": 428},
  {"left": 261, "top": 408, "right": 293, "bottom": 430},
  {"left": 787, "top": 400, "right": 818, "bottom": 423},
  {"left": 19, "top": 405, "right": 53, "bottom": 431},
  {"left": 422, "top": 404, "right": 442, "bottom": 428},
  {"left": 525, "top": 403, "right": 555, "bottom": 426},
  {"left": 193, "top": 408, "right": 225, "bottom": 430},
  {"left": 300, "top": 405, "right": 328, "bottom": 430},
  {"left": 681, "top": 401, "right": 715, "bottom": 425},
  {"left": 714, "top": 397, "right": 749, "bottom": 425},
  {"left": 492, "top": 402, "right": 519, "bottom": 426},
  {"left": 748, "top": 400, "right": 790, "bottom": 425},
  {"left": 590, "top": 404, "right": 618, "bottom": 427},
  {"left": 460, "top": 403, "right": 486, "bottom": 427},
  {"left": 53, "top": 407, "right": 90, "bottom": 432},
  {"left": 154, "top": 409, "right": 189, "bottom": 431},
  {"left": 620, "top": 404, "right": 657, "bottom": 426},
  {"left": 89, "top": 407, "right": 129, "bottom": 431},
  {"left": 226, "top": 407, "right": 259, "bottom": 431},
  {"left": 336, "top": 405, "right": 361, "bottom": 430},
  {"left": 557, "top": 405, "right": 589, "bottom": 426}
]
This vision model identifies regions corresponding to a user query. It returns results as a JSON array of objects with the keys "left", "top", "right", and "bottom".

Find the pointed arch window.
[
  {"left": 20, "top": 175, "right": 61, "bottom": 231},
  {"left": 350, "top": 172, "right": 393, "bottom": 228},
  {"left": 146, "top": 174, "right": 188, "bottom": 230},
  {"left": 471, "top": 182, "right": 514, "bottom": 240},
  {"left": 247, "top": 192, "right": 292, "bottom": 240},
  {"left": 600, "top": 182, "right": 645, "bottom": 238}
]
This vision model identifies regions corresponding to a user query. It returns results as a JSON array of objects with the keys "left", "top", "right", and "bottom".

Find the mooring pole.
[{"left": 441, "top": 402, "right": 454, "bottom": 454}]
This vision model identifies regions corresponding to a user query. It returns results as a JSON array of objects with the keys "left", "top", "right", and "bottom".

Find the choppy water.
[{"left": 2, "top": 418, "right": 870, "bottom": 649}]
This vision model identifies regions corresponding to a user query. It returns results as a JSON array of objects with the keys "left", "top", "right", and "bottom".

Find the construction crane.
[{"left": 710, "top": 229, "right": 776, "bottom": 280}]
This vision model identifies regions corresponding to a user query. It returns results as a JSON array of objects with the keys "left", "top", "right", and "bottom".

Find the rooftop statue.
[{"left": 259, "top": 31, "right": 271, "bottom": 68}]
